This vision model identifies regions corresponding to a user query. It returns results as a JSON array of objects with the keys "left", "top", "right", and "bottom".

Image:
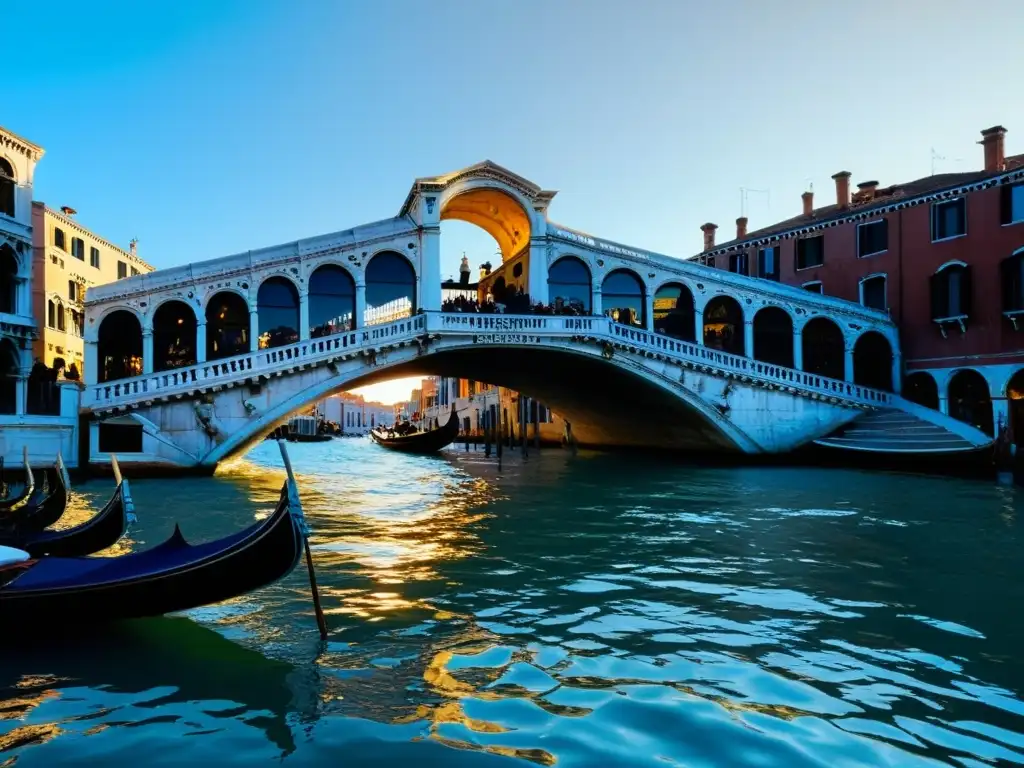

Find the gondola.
[
  {"left": 370, "top": 404, "right": 460, "bottom": 454},
  {"left": 0, "top": 457, "right": 305, "bottom": 626},
  {"left": 0, "top": 454, "right": 70, "bottom": 534},
  {"left": 0, "top": 449, "right": 34, "bottom": 511},
  {"left": 0, "top": 462, "right": 131, "bottom": 559}
]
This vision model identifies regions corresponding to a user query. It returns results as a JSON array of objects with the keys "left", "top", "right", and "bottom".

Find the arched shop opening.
[
  {"left": 752, "top": 306, "right": 793, "bottom": 367},
  {"left": 948, "top": 369, "right": 994, "bottom": 437},
  {"left": 206, "top": 291, "right": 250, "bottom": 361},
  {"left": 801, "top": 317, "right": 845, "bottom": 380},
  {"left": 98, "top": 310, "right": 143, "bottom": 382},
  {"left": 152, "top": 300, "right": 197, "bottom": 371},
  {"left": 652, "top": 283, "right": 695, "bottom": 342},
  {"left": 703, "top": 296, "right": 744, "bottom": 356},
  {"left": 257, "top": 277, "right": 300, "bottom": 349}
]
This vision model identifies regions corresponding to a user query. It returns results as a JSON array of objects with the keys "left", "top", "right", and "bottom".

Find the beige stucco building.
[{"left": 31, "top": 202, "right": 153, "bottom": 374}]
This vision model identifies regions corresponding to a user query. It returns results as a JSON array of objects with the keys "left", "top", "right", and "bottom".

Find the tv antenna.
[
  {"left": 931, "top": 148, "right": 963, "bottom": 175},
  {"left": 740, "top": 187, "right": 770, "bottom": 218}
]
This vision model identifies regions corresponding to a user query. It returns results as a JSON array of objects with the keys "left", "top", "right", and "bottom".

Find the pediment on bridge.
[{"left": 399, "top": 160, "right": 558, "bottom": 219}]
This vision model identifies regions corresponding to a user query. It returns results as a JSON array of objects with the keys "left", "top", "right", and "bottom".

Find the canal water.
[{"left": 2, "top": 440, "right": 1024, "bottom": 766}]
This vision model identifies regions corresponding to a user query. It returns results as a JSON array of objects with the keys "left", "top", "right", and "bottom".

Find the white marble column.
[
  {"left": 591, "top": 281, "right": 602, "bottom": 316},
  {"left": 84, "top": 340, "right": 98, "bottom": 385},
  {"left": 249, "top": 308, "right": 260, "bottom": 352},
  {"left": 792, "top": 327, "right": 804, "bottom": 370},
  {"left": 355, "top": 280, "right": 367, "bottom": 329},
  {"left": 695, "top": 307, "right": 705, "bottom": 346},
  {"left": 299, "top": 292, "right": 310, "bottom": 340},
  {"left": 891, "top": 351, "right": 902, "bottom": 394},
  {"left": 142, "top": 330, "right": 154, "bottom": 374},
  {"left": 419, "top": 226, "right": 442, "bottom": 312},
  {"left": 644, "top": 293, "right": 655, "bottom": 332},
  {"left": 15, "top": 378, "right": 26, "bottom": 416},
  {"left": 528, "top": 241, "right": 548, "bottom": 306},
  {"left": 844, "top": 346, "right": 856, "bottom": 383},
  {"left": 743, "top": 320, "right": 754, "bottom": 359},
  {"left": 196, "top": 321, "right": 207, "bottom": 364}
]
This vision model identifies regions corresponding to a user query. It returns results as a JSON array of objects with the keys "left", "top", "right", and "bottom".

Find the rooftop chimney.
[
  {"left": 832, "top": 171, "right": 851, "bottom": 209},
  {"left": 700, "top": 222, "right": 718, "bottom": 251},
  {"left": 60, "top": 206, "right": 76, "bottom": 217},
  {"left": 129, "top": 238, "right": 138, "bottom": 257},
  {"left": 857, "top": 180, "right": 879, "bottom": 201},
  {"left": 801, "top": 190, "right": 814, "bottom": 216},
  {"left": 980, "top": 125, "right": 1007, "bottom": 172},
  {"left": 736, "top": 216, "right": 748, "bottom": 240}
]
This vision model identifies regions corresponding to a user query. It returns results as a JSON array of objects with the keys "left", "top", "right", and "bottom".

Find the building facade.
[
  {"left": 423, "top": 377, "right": 563, "bottom": 445},
  {"left": 318, "top": 391, "right": 390, "bottom": 434},
  {"left": 31, "top": 203, "right": 154, "bottom": 375},
  {"left": 693, "top": 125, "right": 1024, "bottom": 442}
]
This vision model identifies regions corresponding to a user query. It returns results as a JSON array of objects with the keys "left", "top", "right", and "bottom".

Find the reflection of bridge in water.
[{"left": 82, "top": 162, "right": 990, "bottom": 472}]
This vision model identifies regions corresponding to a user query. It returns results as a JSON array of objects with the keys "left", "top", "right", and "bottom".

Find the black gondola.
[
  {"left": 0, "top": 449, "right": 34, "bottom": 511},
  {"left": 0, "top": 463, "right": 305, "bottom": 625},
  {"left": 370, "top": 405, "right": 460, "bottom": 454},
  {"left": 0, "top": 454, "right": 70, "bottom": 534},
  {"left": 0, "top": 469, "right": 131, "bottom": 559}
]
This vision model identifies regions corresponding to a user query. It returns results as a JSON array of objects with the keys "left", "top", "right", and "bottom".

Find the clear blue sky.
[{"left": 7, "top": 0, "right": 1022, "bottom": 400}]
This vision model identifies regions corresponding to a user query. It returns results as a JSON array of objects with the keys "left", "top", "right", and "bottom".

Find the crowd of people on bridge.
[{"left": 440, "top": 290, "right": 588, "bottom": 317}]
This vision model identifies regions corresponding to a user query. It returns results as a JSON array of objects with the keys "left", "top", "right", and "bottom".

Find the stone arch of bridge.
[
  {"left": 202, "top": 340, "right": 760, "bottom": 465},
  {"left": 439, "top": 184, "right": 534, "bottom": 264}
]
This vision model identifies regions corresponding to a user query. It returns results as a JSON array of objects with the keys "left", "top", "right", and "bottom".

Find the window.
[
  {"left": 89, "top": 246, "right": 100, "bottom": 268},
  {"left": 802, "top": 281, "right": 823, "bottom": 294},
  {"left": 931, "top": 198, "right": 966, "bottom": 241},
  {"left": 757, "top": 247, "right": 779, "bottom": 281},
  {"left": 54, "top": 228, "right": 67, "bottom": 251},
  {"left": 0, "top": 158, "right": 14, "bottom": 217},
  {"left": 70, "top": 309, "right": 84, "bottom": 337},
  {"left": 131, "top": 267, "right": 140, "bottom": 277},
  {"left": 47, "top": 299, "right": 55, "bottom": 328},
  {"left": 1000, "top": 250, "right": 1024, "bottom": 313},
  {"left": 858, "top": 220, "right": 888, "bottom": 257},
  {"left": 71, "top": 237, "right": 85, "bottom": 260},
  {"left": 860, "top": 275, "right": 887, "bottom": 311},
  {"left": 117, "top": 261, "right": 128, "bottom": 280},
  {"left": 1002, "top": 183, "right": 1024, "bottom": 226},
  {"left": 796, "top": 235, "right": 824, "bottom": 270},
  {"left": 68, "top": 280, "right": 78, "bottom": 302},
  {"left": 930, "top": 263, "right": 972, "bottom": 320},
  {"left": 56, "top": 301, "right": 65, "bottom": 332},
  {"left": 729, "top": 252, "right": 749, "bottom": 275}
]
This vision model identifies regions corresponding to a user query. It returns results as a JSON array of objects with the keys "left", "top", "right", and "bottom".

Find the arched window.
[
  {"left": 548, "top": 257, "right": 591, "bottom": 314},
  {"left": 98, "top": 309, "right": 143, "bottom": 382},
  {"left": 948, "top": 369, "right": 994, "bottom": 436},
  {"left": 365, "top": 251, "right": 415, "bottom": 325},
  {"left": 904, "top": 372, "right": 939, "bottom": 410},
  {"left": 153, "top": 300, "right": 198, "bottom": 371},
  {"left": 753, "top": 306, "right": 794, "bottom": 367},
  {"left": 205, "top": 291, "right": 250, "bottom": 360},
  {"left": 257, "top": 277, "right": 300, "bottom": 349},
  {"left": 56, "top": 301, "right": 66, "bottom": 332},
  {"left": 0, "top": 339, "right": 17, "bottom": 414},
  {"left": 0, "top": 245, "right": 18, "bottom": 314},
  {"left": 853, "top": 331, "right": 893, "bottom": 391},
  {"left": 860, "top": 274, "right": 887, "bottom": 312},
  {"left": 653, "top": 283, "right": 695, "bottom": 342},
  {"left": 47, "top": 299, "right": 55, "bottom": 329},
  {"left": 0, "top": 158, "right": 14, "bottom": 218},
  {"left": 703, "top": 295, "right": 744, "bottom": 356},
  {"left": 802, "top": 317, "right": 845, "bottom": 380},
  {"left": 601, "top": 269, "right": 645, "bottom": 327},
  {"left": 309, "top": 264, "right": 356, "bottom": 337},
  {"left": 930, "top": 262, "right": 971, "bottom": 320}
]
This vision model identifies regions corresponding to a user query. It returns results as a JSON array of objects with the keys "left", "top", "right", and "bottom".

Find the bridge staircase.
[{"left": 814, "top": 402, "right": 991, "bottom": 454}]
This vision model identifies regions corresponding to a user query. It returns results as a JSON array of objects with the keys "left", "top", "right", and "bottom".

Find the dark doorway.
[
  {"left": 852, "top": 331, "right": 893, "bottom": 391},
  {"left": 903, "top": 372, "right": 939, "bottom": 409},
  {"left": 801, "top": 317, "right": 845, "bottom": 380},
  {"left": 153, "top": 300, "right": 197, "bottom": 371},
  {"left": 948, "top": 369, "right": 994, "bottom": 437},
  {"left": 752, "top": 306, "right": 794, "bottom": 367},
  {"left": 98, "top": 310, "right": 143, "bottom": 382},
  {"left": 653, "top": 283, "right": 695, "bottom": 342},
  {"left": 703, "top": 296, "right": 744, "bottom": 356},
  {"left": 206, "top": 291, "right": 250, "bottom": 361}
]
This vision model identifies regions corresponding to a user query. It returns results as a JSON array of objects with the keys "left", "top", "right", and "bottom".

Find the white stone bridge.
[{"left": 81, "top": 162, "right": 990, "bottom": 473}]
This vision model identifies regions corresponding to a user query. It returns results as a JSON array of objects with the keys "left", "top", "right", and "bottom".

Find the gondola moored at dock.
[
  {"left": 0, "top": 455, "right": 306, "bottom": 626},
  {"left": 370, "top": 404, "right": 460, "bottom": 454},
  {"left": 0, "top": 449, "right": 34, "bottom": 512},
  {"left": 0, "top": 453, "right": 70, "bottom": 534}
]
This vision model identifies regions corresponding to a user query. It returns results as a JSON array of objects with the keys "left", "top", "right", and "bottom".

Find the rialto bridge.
[{"left": 81, "top": 162, "right": 990, "bottom": 473}]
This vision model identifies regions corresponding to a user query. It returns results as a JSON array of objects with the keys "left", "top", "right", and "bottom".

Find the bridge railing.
[
  {"left": 86, "top": 314, "right": 426, "bottom": 409},
  {"left": 85, "top": 310, "right": 889, "bottom": 411}
]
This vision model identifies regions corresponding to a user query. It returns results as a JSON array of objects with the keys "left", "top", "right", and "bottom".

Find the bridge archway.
[
  {"left": 309, "top": 264, "right": 356, "bottom": 337},
  {"left": 206, "top": 291, "right": 250, "bottom": 360},
  {"left": 257, "top": 277, "right": 300, "bottom": 350},
  {"left": 904, "top": 371, "right": 939, "bottom": 409},
  {"left": 1006, "top": 369, "right": 1024, "bottom": 445},
  {"left": 703, "top": 296, "right": 744, "bottom": 355},
  {"left": 0, "top": 244, "right": 17, "bottom": 314},
  {"left": 440, "top": 187, "right": 531, "bottom": 264},
  {"left": 98, "top": 309, "right": 143, "bottom": 382},
  {"left": 853, "top": 331, "right": 892, "bottom": 391},
  {"left": 802, "top": 317, "right": 845, "bottom": 380},
  {"left": 366, "top": 251, "right": 415, "bottom": 325},
  {"left": 948, "top": 369, "right": 993, "bottom": 436},
  {"left": 753, "top": 306, "right": 793, "bottom": 367},
  {"left": 653, "top": 283, "right": 695, "bottom": 342},
  {"left": 548, "top": 256, "right": 591, "bottom": 314},
  {"left": 152, "top": 300, "right": 197, "bottom": 371},
  {"left": 602, "top": 269, "right": 645, "bottom": 328}
]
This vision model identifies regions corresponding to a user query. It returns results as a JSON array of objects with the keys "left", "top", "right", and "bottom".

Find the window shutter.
[
  {"left": 960, "top": 265, "right": 973, "bottom": 318},
  {"left": 930, "top": 272, "right": 946, "bottom": 320},
  {"left": 1002, "top": 185, "right": 1014, "bottom": 226},
  {"left": 1001, "top": 257, "right": 1016, "bottom": 311}
]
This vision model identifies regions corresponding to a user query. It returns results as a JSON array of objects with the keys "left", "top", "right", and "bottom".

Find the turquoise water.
[{"left": 2, "top": 439, "right": 1023, "bottom": 766}]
